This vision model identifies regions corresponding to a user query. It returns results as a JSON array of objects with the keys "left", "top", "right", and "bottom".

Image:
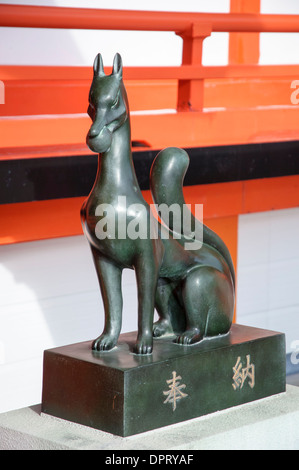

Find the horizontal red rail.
[
  {"left": 3, "top": 64, "right": 299, "bottom": 81},
  {"left": 125, "top": 65, "right": 299, "bottom": 80},
  {"left": 2, "top": 4, "right": 299, "bottom": 148},
  {"left": 1, "top": 5, "right": 299, "bottom": 33}
]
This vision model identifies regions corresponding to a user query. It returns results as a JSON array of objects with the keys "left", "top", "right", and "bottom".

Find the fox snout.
[
  {"left": 88, "top": 126, "right": 99, "bottom": 138},
  {"left": 88, "top": 119, "right": 103, "bottom": 139}
]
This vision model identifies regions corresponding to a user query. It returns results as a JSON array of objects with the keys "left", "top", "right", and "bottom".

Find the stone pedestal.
[{"left": 41, "top": 324, "right": 285, "bottom": 437}]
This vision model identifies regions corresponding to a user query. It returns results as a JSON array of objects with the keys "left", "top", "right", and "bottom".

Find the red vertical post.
[
  {"left": 177, "top": 23, "right": 212, "bottom": 111},
  {"left": 229, "top": 0, "right": 260, "bottom": 64}
]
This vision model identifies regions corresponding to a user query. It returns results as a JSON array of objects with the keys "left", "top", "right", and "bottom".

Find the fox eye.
[{"left": 111, "top": 94, "right": 119, "bottom": 108}]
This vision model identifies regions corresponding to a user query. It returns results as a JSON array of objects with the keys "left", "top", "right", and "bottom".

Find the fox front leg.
[
  {"left": 134, "top": 255, "right": 160, "bottom": 355},
  {"left": 91, "top": 247, "right": 123, "bottom": 351}
]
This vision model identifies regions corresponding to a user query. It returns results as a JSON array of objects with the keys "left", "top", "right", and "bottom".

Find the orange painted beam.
[
  {"left": 243, "top": 176, "right": 299, "bottom": 213},
  {"left": 204, "top": 78, "right": 296, "bottom": 108},
  {"left": 2, "top": 106, "right": 299, "bottom": 155},
  {"left": 3, "top": 64, "right": 299, "bottom": 81},
  {"left": 1, "top": 175, "right": 298, "bottom": 246},
  {"left": 0, "top": 78, "right": 178, "bottom": 116},
  {"left": 0, "top": 198, "right": 84, "bottom": 245},
  {"left": 0, "top": 115, "right": 90, "bottom": 150},
  {"left": 0, "top": 65, "right": 92, "bottom": 81},
  {"left": 1, "top": 5, "right": 299, "bottom": 33},
  {"left": 1, "top": 73, "right": 297, "bottom": 117},
  {"left": 131, "top": 106, "right": 299, "bottom": 149},
  {"left": 182, "top": 183, "right": 243, "bottom": 219}
]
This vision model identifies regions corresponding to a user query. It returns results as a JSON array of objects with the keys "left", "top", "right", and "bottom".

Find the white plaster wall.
[
  {"left": 260, "top": 0, "right": 299, "bottom": 65},
  {"left": 236, "top": 207, "right": 299, "bottom": 356},
  {"left": 0, "top": 236, "right": 139, "bottom": 412}
]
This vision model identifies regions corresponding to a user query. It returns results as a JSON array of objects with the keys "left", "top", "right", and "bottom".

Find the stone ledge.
[{"left": 0, "top": 385, "right": 299, "bottom": 450}]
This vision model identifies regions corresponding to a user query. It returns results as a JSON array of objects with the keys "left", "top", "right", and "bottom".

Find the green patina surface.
[{"left": 42, "top": 324, "right": 286, "bottom": 437}]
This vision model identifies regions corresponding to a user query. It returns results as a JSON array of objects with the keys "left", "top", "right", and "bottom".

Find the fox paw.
[
  {"left": 92, "top": 333, "right": 117, "bottom": 351},
  {"left": 133, "top": 335, "right": 153, "bottom": 355},
  {"left": 174, "top": 328, "right": 203, "bottom": 345}
]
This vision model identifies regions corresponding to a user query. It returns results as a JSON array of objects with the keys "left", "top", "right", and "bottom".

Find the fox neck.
[{"left": 94, "top": 118, "right": 141, "bottom": 198}]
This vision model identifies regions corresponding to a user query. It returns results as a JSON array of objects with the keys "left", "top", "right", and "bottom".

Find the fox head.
[{"left": 86, "top": 53, "right": 129, "bottom": 153}]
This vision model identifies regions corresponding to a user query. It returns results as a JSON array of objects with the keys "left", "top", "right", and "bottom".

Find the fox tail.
[{"left": 150, "top": 147, "right": 235, "bottom": 287}]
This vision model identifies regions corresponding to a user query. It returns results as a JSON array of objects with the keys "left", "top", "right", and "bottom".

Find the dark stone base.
[{"left": 41, "top": 324, "right": 286, "bottom": 437}]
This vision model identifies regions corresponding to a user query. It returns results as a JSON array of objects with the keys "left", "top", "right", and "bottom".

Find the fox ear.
[
  {"left": 112, "top": 53, "right": 123, "bottom": 79},
  {"left": 93, "top": 53, "right": 105, "bottom": 77}
]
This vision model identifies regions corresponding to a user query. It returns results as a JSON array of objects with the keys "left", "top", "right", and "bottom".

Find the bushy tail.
[{"left": 150, "top": 147, "right": 235, "bottom": 287}]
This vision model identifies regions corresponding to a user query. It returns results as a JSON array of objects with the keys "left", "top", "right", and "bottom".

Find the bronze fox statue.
[{"left": 81, "top": 53, "right": 235, "bottom": 355}]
